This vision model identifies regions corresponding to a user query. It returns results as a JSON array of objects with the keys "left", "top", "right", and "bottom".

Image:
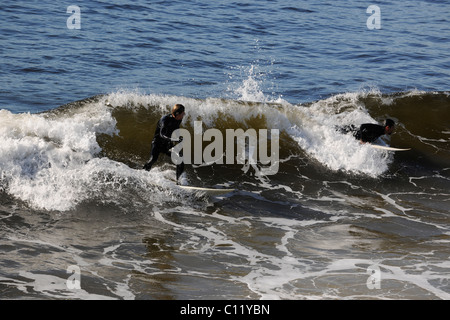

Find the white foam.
[
  {"left": 286, "top": 96, "right": 392, "bottom": 176},
  {"left": 15, "top": 271, "right": 116, "bottom": 300},
  {"left": 0, "top": 105, "right": 161, "bottom": 211},
  {"left": 0, "top": 107, "right": 109, "bottom": 209},
  {"left": 175, "top": 207, "right": 449, "bottom": 299}
]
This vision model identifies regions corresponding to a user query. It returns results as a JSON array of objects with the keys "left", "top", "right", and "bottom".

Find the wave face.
[{"left": 1, "top": 90, "right": 448, "bottom": 212}]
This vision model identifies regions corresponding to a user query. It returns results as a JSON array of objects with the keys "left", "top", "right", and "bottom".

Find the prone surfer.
[
  {"left": 143, "top": 104, "right": 186, "bottom": 184},
  {"left": 338, "top": 119, "right": 396, "bottom": 143}
]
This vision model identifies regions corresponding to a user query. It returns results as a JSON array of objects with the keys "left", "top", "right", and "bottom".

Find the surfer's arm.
[
  {"left": 159, "top": 117, "right": 182, "bottom": 143},
  {"left": 159, "top": 127, "right": 172, "bottom": 142}
]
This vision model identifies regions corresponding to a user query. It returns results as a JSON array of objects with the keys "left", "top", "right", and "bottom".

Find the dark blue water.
[
  {"left": 2, "top": 1, "right": 449, "bottom": 113},
  {"left": 1, "top": 1, "right": 449, "bottom": 300}
]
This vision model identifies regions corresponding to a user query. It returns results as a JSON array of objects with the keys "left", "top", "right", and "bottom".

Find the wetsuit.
[
  {"left": 143, "top": 114, "right": 184, "bottom": 180},
  {"left": 339, "top": 123, "right": 385, "bottom": 143}
]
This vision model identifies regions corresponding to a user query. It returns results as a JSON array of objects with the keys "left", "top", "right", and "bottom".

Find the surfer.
[
  {"left": 338, "top": 119, "right": 396, "bottom": 143},
  {"left": 143, "top": 104, "right": 186, "bottom": 184}
]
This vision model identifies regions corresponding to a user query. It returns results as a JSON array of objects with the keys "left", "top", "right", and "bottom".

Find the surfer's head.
[
  {"left": 172, "top": 104, "right": 185, "bottom": 120},
  {"left": 384, "top": 119, "right": 395, "bottom": 135}
]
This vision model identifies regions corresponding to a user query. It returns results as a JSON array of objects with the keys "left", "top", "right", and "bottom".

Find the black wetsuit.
[
  {"left": 143, "top": 114, "right": 184, "bottom": 180},
  {"left": 339, "top": 123, "right": 385, "bottom": 143}
]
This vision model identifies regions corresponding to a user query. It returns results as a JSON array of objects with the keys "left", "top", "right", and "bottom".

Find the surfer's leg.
[
  {"left": 176, "top": 162, "right": 185, "bottom": 181},
  {"left": 174, "top": 149, "right": 185, "bottom": 183},
  {"left": 143, "top": 142, "right": 160, "bottom": 171}
]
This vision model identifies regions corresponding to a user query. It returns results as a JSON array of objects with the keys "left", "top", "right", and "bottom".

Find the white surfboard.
[
  {"left": 370, "top": 144, "right": 411, "bottom": 151},
  {"left": 178, "top": 185, "right": 235, "bottom": 196}
]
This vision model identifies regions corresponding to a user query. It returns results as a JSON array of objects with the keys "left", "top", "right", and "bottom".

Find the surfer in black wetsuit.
[
  {"left": 143, "top": 104, "right": 186, "bottom": 183},
  {"left": 339, "top": 119, "right": 396, "bottom": 143}
]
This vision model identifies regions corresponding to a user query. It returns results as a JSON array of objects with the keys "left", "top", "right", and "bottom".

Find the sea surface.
[{"left": 1, "top": 0, "right": 449, "bottom": 300}]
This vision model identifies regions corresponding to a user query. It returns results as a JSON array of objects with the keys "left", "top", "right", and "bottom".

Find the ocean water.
[{"left": 1, "top": 0, "right": 449, "bottom": 300}]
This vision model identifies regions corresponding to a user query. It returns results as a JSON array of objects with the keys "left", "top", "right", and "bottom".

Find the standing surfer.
[{"left": 143, "top": 104, "right": 186, "bottom": 184}]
